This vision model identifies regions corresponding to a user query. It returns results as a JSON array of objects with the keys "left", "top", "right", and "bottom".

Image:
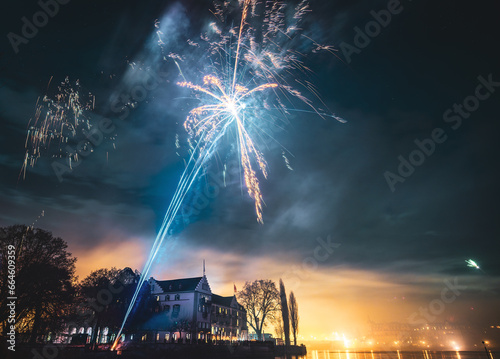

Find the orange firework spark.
[{"left": 20, "top": 77, "right": 94, "bottom": 180}]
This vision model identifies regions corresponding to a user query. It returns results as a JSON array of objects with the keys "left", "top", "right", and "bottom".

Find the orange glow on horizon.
[
  {"left": 70, "top": 238, "right": 481, "bottom": 344},
  {"left": 73, "top": 238, "right": 147, "bottom": 279}
]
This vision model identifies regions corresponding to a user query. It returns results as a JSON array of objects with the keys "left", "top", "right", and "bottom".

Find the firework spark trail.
[
  {"left": 113, "top": 0, "right": 343, "bottom": 349},
  {"left": 20, "top": 77, "right": 95, "bottom": 181},
  {"left": 465, "top": 259, "right": 485, "bottom": 274},
  {"left": 466, "top": 259, "right": 480, "bottom": 270},
  {"left": 231, "top": 0, "right": 250, "bottom": 91}
]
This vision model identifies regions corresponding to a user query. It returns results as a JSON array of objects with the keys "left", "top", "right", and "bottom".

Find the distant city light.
[{"left": 343, "top": 333, "right": 351, "bottom": 348}]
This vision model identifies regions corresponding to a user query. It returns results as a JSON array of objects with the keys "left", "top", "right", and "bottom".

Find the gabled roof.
[
  {"left": 212, "top": 294, "right": 234, "bottom": 307},
  {"left": 212, "top": 294, "right": 245, "bottom": 311},
  {"left": 155, "top": 277, "right": 203, "bottom": 293}
]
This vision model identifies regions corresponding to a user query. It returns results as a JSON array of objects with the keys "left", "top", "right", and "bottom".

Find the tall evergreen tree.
[
  {"left": 289, "top": 291, "right": 299, "bottom": 346},
  {"left": 279, "top": 279, "right": 290, "bottom": 348}
]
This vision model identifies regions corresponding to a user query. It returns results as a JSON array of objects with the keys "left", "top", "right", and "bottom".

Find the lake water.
[{"left": 276, "top": 350, "right": 497, "bottom": 359}]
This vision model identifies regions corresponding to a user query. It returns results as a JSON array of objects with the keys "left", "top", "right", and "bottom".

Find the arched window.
[{"left": 172, "top": 304, "right": 180, "bottom": 318}]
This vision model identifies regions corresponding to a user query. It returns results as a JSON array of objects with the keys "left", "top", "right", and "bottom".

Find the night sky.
[{"left": 1, "top": 0, "right": 500, "bottom": 339}]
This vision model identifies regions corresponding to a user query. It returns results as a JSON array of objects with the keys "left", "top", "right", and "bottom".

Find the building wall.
[
  {"left": 211, "top": 298, "right": 248, "bottom": 341},
  {"left": 145, "top": 276, "right": 247, "bottom": 343}
]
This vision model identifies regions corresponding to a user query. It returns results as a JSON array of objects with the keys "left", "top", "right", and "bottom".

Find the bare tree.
[
  {"left": 279, "top": 279, "right": 290, "bottom": 348},
  {"left": 289, "top": 291, "right": 299, "bottom": 346},
  {"left": 237, "top": 279, "right": 279, "bottom": 341}
]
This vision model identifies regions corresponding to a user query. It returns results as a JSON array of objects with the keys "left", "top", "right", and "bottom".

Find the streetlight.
[{"left": 482, "top": 341, "right": 492, "bottom": 359}]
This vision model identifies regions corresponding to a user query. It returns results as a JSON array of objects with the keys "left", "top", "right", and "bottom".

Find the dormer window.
[
  {"left": 166, "top": 295, "right": 170, "bottom": 301},
  {"left": 175, "top": 294, "right": 180, "bottom": 300}
]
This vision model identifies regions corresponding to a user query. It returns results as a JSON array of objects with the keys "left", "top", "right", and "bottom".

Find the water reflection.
[{"left": 275, "top": 350, "right": 497, "bottom": 359}]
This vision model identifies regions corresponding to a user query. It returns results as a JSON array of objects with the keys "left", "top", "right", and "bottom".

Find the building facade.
[
  {"left": 211, "top": 294, "right": 247, "bottom": 342},
  {"left": 136, "top": 274, "right": 247, "bottom": 343}
]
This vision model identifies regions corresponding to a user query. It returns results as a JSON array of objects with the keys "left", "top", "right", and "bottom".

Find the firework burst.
[
  {"left": 114, "top": 0, "right": 342, "bottom": 349},
  {"left": 20, "top": 77, "right": 95, "bottom": 180},
  {"left": 465, "top": 259, "right": 480, "bottom": 270},
  {"left": 163, "top": 0, "right": 343, "bottom": 223}
]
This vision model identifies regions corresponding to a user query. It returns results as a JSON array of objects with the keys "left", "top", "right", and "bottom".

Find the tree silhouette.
[
  {"left": 271, "top": 311, "right": 284, "bottom": 341},
  {"left": 289, "top": 291, "right": 299, "bottom": 346},
  {"left": 279, "top": 279, "right": 290, "bottom": 348},
  {"left": 237, "top": 279, "right": 279, "bottom": 341},
  {"left": 76, "top": 267, "right": 151, "bottom": 346},
  {"left": 0, "top": 225, "right": 76, "bottom": 343}
]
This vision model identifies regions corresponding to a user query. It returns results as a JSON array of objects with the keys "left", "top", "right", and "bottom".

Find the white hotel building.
[{"left": 144, "top": 274, "right": 248, "bottom": 343}]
